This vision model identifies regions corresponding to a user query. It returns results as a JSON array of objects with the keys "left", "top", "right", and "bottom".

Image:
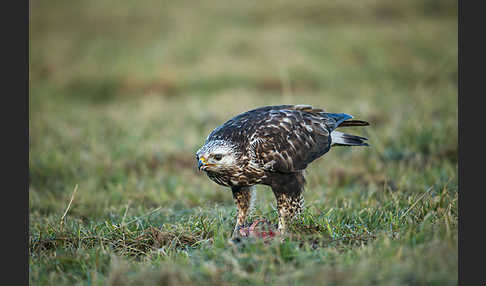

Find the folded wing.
[{"left": 249, "top": 105, "right": 356, "bottom": 173}]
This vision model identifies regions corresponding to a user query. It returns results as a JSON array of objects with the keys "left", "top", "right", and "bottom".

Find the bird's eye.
[{"left": 213, "top": 154, "right": 223, "bottom": 161}]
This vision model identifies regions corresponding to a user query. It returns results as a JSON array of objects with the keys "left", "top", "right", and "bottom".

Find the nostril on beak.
[{"left": 197, "top": 157, "right": 206, "bottom": 171}]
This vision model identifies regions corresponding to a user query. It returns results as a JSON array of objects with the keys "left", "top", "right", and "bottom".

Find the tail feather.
[
  {"left": 324, "top": 113, "right": 353, "bottom": 128},
  {"left": 338, "top": 120, "right": 370, "bottom": 127},
  {"left": 331, "top": 131, "right": 369, "bottom": 147}
]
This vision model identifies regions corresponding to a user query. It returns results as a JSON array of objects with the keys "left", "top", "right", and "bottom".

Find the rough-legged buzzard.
[{"left": 196, "top": 105, "right": 369, "bottom": 237}]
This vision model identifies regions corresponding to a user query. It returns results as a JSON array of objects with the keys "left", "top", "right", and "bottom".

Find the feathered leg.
[
  {"left": 273, "top": 191, "right": 304, "bottom": 234},
  {"left": 271, "top": 172, "right": 306, "bottom": 234},
  {"left": 231, "top": 186, "right": 254, "bottom": 238}
]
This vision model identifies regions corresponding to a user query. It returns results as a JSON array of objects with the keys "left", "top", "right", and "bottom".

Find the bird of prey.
[{"left": 196, "top": 105, "right": 369, "bottom": 237}]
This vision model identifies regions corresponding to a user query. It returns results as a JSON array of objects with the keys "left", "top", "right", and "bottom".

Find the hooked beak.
[{"left": 198, "top": 157, "right": 207, "bottom": 171}]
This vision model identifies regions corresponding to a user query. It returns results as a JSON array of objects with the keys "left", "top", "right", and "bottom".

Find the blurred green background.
[{"left": 30, "top": 0, "right": 457, "bottom": 285}]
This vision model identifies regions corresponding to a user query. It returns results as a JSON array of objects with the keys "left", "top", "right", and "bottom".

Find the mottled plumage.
[{"left": 196, "top": 104, "right": 369, "bottom": 237}]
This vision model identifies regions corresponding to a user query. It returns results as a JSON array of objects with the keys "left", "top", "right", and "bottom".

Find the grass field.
[{"left": 29, "top": 0, "right": 458, "bottom": 285}]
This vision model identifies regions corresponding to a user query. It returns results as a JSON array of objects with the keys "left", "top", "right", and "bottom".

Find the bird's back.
[
  {"left": 205, "top": 105, "right": 368, "bottom": 173},
  {"left": 206, "top": 105, "right": 292, "bottom": 141}
]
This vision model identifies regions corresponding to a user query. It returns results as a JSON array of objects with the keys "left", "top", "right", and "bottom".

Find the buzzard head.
[{"left": 196, "top": 140, "right": 240, "bottom": 173}]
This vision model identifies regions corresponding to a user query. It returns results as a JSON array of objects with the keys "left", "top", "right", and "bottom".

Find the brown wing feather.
[
  {"left": 205, "top": 104, "right": 361, "bottom": 173},
  {"left": 249, "top": 106, "right": 336, "bottom": 173}
]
